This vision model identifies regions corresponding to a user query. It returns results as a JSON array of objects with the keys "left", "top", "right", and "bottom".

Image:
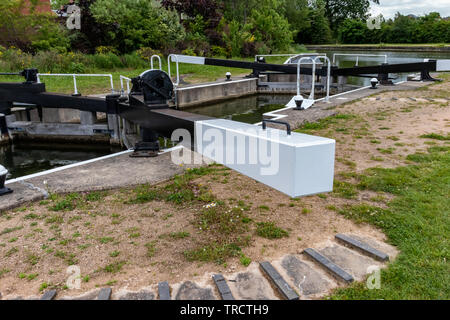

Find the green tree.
[
  {"left": 90, "top": 0, "right": 185, "bottom": 52},
  {"left": 0, "top": 0, "right": 69, "bottom": 52},
  {"left": 297, "top": 1, "right": 332, "bottom": 44},
  {"left": 248, "top": 0, "right": 294, "bottom": 51},
  {"left": 322, "top": 0, "right": 379, "bottom": 32},
  {"left": 283, "top": 0, "right": 311, "bottom": 43}
]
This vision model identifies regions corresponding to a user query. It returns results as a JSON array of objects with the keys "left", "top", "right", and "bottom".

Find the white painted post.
[
  {"left": 314, "top": 56, "right": 331, "bottom": 102},
  {"left": 73, "top": 74, "right": 78, "bottom": 95}
]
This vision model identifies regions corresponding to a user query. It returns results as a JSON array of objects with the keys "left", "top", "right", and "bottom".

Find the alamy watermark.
[
  {"left": 66, "top": 5, "right": 81, "bottom": 30},
  {"left": 170, "top": 127, "right": 281, "bottom": 176},
  {"left": 366, "top": 265, "right": 381, "bottom": 290},
  {"left": 367, "top": 14, "right": 383, "bottom": 30},
  {"left": 66, "top": 265, "right": 81, "bottom": 290}
]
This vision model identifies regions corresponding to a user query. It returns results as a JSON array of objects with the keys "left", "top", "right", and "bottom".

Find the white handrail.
[
  {"left": 332, "top": 53, "right": 388, "bottom": 66},
  {"left": 284, "top": 53, "right": 327, "bottom": 65},
  {"left": 120, "top": 75, "right": 132, "bottom": 94},
  {"left": 255, "top": 53, "right": 298, "bottom": 62},
  {"left": 167, "top": 54, "right": 180, "bottom": 86},
  {"left": 37, "top": 73, "right": 114, "bottom": 95},
  {"left": 313, "top": 56, "right": 331, "bottom": 102},
  {"left": 150, "top": 55, "right": 162, "bottom": 70},
  {"left": 296, "top": 57, "right": 316, "bottom": 99}
]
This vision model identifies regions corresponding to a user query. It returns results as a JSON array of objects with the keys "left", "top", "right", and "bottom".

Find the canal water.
[
  {"left": 1, "top": 142, "right": 122, "bottom": 180},
  {"left": 1, "top": 50, "right": 448, "bottom": 180}
]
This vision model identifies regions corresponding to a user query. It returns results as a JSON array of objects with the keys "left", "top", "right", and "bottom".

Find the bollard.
[{"left": 0, "top": 165, "right": 13, "bottom": 196}]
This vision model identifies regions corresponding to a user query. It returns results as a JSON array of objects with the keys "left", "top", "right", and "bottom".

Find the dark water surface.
[{"left": 1, "top": 142, "right": 122, "bottom": 180}]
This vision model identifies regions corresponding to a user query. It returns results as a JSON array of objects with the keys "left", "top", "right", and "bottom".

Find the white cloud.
[{"left": 369, "top": 0, "right": 450, "bottom": 18}]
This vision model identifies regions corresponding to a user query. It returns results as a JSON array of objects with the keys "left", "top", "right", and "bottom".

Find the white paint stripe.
[
  {"left": 257, "top": 84, "right": 374, "bottom": 124},
  {"left": 176, "top": 78, "right": 256, "bottom": 91},
  {"left": 5, "top": 146, "right": 183, "bottom": 185}
]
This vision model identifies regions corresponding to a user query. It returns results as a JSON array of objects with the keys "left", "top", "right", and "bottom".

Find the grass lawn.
[{"left": 329, "top": 145, "right": 449, "bottom": 299}]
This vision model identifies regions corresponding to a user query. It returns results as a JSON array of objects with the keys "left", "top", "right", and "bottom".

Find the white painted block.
[
  {"left": 195, "top": 119, "right": 335, "bottom": 198},
  {"left": 172, "top": 55, "right": 206, "bottom": 65},
  {"left": 436, "top": 60, "right": 450, "bottom": 72}
]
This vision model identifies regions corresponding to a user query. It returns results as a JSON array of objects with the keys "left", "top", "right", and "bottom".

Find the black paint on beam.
[
  {"left": 259, "top": 261, "right": 299, "bottom": 300},
  {"left": 335, "top": 234, "right": 389, "bottom": 262},
  {"left": 303, "top": 248, "right": 354, "bottom": 283}
]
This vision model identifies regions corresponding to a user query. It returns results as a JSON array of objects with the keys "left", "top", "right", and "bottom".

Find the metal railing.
[
  {"left": 313, "top": 55, "right": 331, "bottom": 102},
  {"left": 120, "top": 75, "right": 132, "bottom": 94},
  {"left": 254, "top": 53, "right": 326, "bottom": 64},
  {"left": 167, "top": 54, "right": 181, "bottom": 86},
  {"left": 296, "top": 57, "right": 317, "bottom": 100},
  {"left": 150, "top": 55, "right": 162, "bottom": 71},
  {"left": 255, "top": 53, "right": 299, "bottom": 62},
  {"left": 37, "top": 73, "right": 114, "bottom": 95},
  {"left": 284, "top": 53, "right": 327, "bottom": 65},
  {"left": 332, "top": 53, "right": 388, "bottom": 66}
]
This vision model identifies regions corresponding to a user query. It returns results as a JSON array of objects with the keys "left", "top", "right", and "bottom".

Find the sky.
[{"left": 369, "top": 0, "right": 450, "bottom": 18}]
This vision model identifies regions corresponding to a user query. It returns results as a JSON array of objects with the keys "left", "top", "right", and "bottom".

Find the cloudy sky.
[{"left": 369, "top": 0, "right": 450, "bottom": 18}]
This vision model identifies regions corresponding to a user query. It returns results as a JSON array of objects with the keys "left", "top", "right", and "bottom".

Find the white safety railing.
[
  {"left": 254, "top": 53, "right": 326, "bottom": 64},
  {"left": 313, "top": 55, "right": 331, "bottom": 102},
  {"left": 284, "top": 53, "right": 327, "bottom": 65},
  {"left": 37, "top": 73, "right": 114, "bottom": 95},
  {"left": 120, "top": 75, "right": 132, "bottom": 94},
  {"left": 332, "top": 53, "right": 388, "bottom": 66},
  {"left": 167, "top": 54, "right": 181, "bottom": 86},
  {"left": 150, "top": 55, "right": 162, "bottom": 70},
  {"left": 255, "top": 53, "right": 298, "bottom": 62},
  {"left": 296, "top": 57, "right": 316, "bottom": 100}
]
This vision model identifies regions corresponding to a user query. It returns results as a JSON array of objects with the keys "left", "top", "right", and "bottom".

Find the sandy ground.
[{"left": 0, "top": 78, "right": 448, "bottom": 298}]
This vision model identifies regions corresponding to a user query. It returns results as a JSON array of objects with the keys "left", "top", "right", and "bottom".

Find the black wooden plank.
[
  {"left": 40, "top": 290, "right": 57, "bottom": 300},
  {"left": 158, "top": 281, "right": 171, "bottom": 300},
  {"left": 303, "top": 248, "right": 354, "bottom": 283},
  {"left": 97, "top": 288, "right": 112, "bottom": 300},
  {"left": 259, "top": 261, "right": 299, "bottom": 300},
  {"left": 212, "top": 274, "right": 235, "bottom": 300},
  {"left": 335, "top": 234, "right": 389, "bottom": 262}
]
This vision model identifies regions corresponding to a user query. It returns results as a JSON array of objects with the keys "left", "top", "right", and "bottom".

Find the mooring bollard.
[{"left": 0, "top": 164, "right": 13, "bottom": 196}]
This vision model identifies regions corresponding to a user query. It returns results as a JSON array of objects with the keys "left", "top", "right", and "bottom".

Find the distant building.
[{"left": 21, "top": 0, "right": 52, "bottom": 15}]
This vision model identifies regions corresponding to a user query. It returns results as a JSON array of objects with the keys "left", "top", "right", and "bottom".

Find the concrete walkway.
[
  {"left": 0, "top": 149, "right": 199, "bottom": 212},
  {"left": 264, "top": 81, "right": 430, "bottom": 130}
]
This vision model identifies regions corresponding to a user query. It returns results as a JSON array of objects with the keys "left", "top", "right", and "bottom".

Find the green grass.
[
  {"left": 331, "top": 146, "right": 449, "bottom": 299},
  {"left": 103, "top": 261, "right": 126, "bottom": 273},
  {"left": 256, "top": 222, "right": 289, "bottom": 239},
  {"left": 184, "top": 242, "right": 244, "bottom": 265},
  {"left": 420, "top": 133, "right": 450, "bottom": 141},
  {"left": 240, "top": 254, "right": 252, "bottom": 267}
]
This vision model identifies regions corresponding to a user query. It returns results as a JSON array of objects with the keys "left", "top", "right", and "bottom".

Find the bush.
[
  {"left": 136, "top": 47, "right": 162, "bottom": 62},
  {"left": 210, "top": 45, "right": 228, "bottom": 57}
]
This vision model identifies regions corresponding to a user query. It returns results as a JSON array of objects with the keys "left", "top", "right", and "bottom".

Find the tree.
[
  {"left": 283, "top": 0, "right": 311, "bottom": 43},
  {"left": 321, "top": 0, "right": 379, "bottom": 32},
  {"left": 161, "top": 0, "right": 222, "bottom": 23},
  {"left": 297, "top": 1, "right": 332, "bottom": 44},
  {"left": 90, "top": 0, "right": 185, "bottom": 52},
  {"left": 0, "top": 0, "right": 69, "bottom": 52},
  {"left": 219, "top": 0, "right": 258, "bottom": 25},
  {"left": 248, "top": 0, "right": 294, "bottom": 52}
]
